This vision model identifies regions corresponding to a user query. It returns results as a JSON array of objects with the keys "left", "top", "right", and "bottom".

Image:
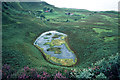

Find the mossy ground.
[{"left": 2, "top": 2, "right": 119, "bottom": 76}]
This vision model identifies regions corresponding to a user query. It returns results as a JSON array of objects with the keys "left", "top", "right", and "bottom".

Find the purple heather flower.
[
  {"left": 54, "top": 72, "right": 66, "bottom": 78},
  {"left": 43, "top": 71, "right": 47, "bottom": 75},
  {"left": 26, "top": 76, "right": 29, "bottom": 78},
  {"left": 30, "top": 68, "right": 36, "bottom": 71},
  {"left": 6, "top": 65, "right": 10, "bottom": 70},
  {"left": 37, "top": 74, "right": 40, "bottom": 78},
  {"left": 24, "top": 66, "right": 29, "bottom": 71}
]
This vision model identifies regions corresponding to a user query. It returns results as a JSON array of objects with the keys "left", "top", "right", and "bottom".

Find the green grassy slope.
[{"left": 2, "top": 2, "right": 119, "bottom": 73}]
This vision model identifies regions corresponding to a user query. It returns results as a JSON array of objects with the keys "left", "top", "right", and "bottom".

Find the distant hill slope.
[{"left": 2, "top": 2, "right": 59, "bottom": 11}]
